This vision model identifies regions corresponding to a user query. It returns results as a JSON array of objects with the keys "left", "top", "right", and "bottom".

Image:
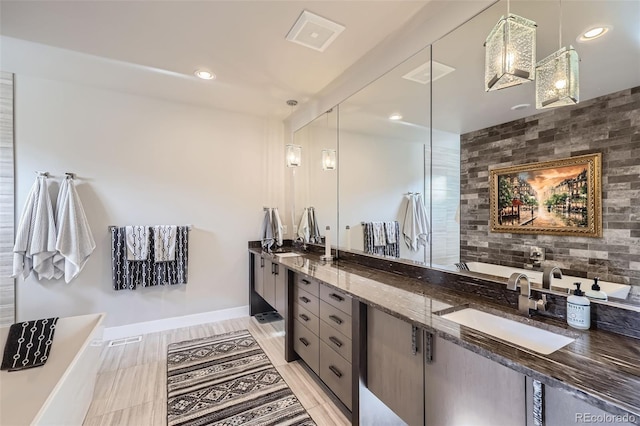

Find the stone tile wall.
[{"left": 460, "top": 87, "right": 640, "bottom": 302}]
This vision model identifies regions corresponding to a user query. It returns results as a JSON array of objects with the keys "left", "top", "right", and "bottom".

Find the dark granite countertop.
[{"left": 250, "top": 248, "right": 640, "bottom": 422}]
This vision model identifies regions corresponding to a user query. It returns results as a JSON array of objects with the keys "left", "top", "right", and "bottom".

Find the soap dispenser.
[
  {"left": 585, "top": 277, "right": 608, "bottom": 301},
  {"left": 567, "top": 283, "right": 590, "bottom": 330}
]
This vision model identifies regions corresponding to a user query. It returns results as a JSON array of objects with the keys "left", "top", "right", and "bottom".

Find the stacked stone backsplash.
[{"left": 460, "top": 86, "right": 640, "bottom": 302}]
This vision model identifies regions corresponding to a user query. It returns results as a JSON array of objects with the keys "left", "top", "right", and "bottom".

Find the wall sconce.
[
  {"left": 484, "top": 13, "right": 537, "bottom": 91},
  {"left": 322, "top": 149, "right": 336, "bottom": 171},
  {"left": 286, "top": 144, "right": 302, "bottom": 167}
]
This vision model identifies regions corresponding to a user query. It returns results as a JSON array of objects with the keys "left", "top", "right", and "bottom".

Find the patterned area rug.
[{"left": 167, "top": 329, "right": 316, "bottom": 426}]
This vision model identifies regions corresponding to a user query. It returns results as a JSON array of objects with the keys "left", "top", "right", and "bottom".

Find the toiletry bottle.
[
  {"left": 585, "top": 277, "right": 608, "bottom": 301},
  {"left": 567, "top": 283, "right": 590, "bottom": 330}
]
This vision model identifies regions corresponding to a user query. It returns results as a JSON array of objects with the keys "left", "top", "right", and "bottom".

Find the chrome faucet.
[
  {"left": 542, "top": 266, "right": 563, "bottom": 290},
  {"left": 507, "top": 273, "right": 548, "bottom": 315}
]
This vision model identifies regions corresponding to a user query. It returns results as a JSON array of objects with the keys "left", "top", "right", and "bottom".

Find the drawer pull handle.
[
  {"left": 300, "top": 296, "right": 311, "bottom": 304},
  {"left": 299, "top": 314, "right": 310, "bottom": 322},
  {"left": 301, "top": 279, "right": 311, "bottom": 285},
  {"left": 329, "top": 315, "right": 343, "bottom": 325},
  {"left": 299, "top": 337, "right": 310, "bottom": 347},
  {"left": 329, "top": 293, "right": 344, "bottom": 302},
  {"left": 329, "top": 365, "right": 343, "bottom": 378},
  {"left": 260, "top": 257, "right": 264, "bottom": 267},
  {"left": 329, "top": 336, "right": 343, "bottom": 347}
]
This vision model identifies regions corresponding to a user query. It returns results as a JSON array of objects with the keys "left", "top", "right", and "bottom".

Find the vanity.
[
  {"left": 249, "top": 247, "right": 639, "bottom": 425},
  {"left": 251, "top": 0, "right": 639, "bottom": 424}
]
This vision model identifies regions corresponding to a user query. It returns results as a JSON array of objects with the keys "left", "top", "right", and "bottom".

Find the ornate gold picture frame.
[{"left": 489, "top": 153, "right": 602, "bottom": 237}]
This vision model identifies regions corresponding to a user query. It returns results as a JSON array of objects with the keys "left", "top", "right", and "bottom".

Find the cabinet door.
[
  {"left": 253, "top": 255, "right": 265, "bottom": 298},
  {"left": 425, "top": 335, "right": 526, "bottom": 426},
  {"left": 274, "top": 264, "right": 287, "bottom": 315},
  {"left": 367, "top": 306, "right": 424, "bottom": 426},
  {"left": 262, "top": 260, "right": 276, "bottom": 308},
  {"left": 525, "top": 377, "right": 635, "bottom": 426}
]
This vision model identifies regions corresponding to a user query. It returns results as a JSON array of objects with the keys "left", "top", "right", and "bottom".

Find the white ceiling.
[
  {"left": 0, "top": 0, "right": 428, "bottom": 118},
  {"left": 336, "top": 0, "right": 640, "bottom": 139}
]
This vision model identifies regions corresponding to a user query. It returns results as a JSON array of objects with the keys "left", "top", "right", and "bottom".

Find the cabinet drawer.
[
  {"left": 320, "top": 300, "right": 352, "bottom": 339},
  {"left": 294, "top": 286, "right": 319, "bottom": 316},
  {"left": 320, "top": 284, "right": 352, "bottom": 316},
  {"left": 293, "top": 320, "right": 319, "bottom": 374},
  {"left": 293, "top": 303, "right": 319, "bottom": 336},
  {"left": 320, "top": 341, "right": 352, "bottom": 410},
  {"left": 320, "top": 320, "right": 352, "bottom": 363},
  {"left": 296, "top": 274, "right": 320, "bottom": 297}
]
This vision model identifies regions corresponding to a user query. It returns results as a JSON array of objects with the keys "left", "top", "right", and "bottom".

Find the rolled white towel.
[
  {"left": 125, "top": 226, "right": 149, "bottom": 261},
  {"left": 153, "top": 225, "right": 177, "bottom": 262}
]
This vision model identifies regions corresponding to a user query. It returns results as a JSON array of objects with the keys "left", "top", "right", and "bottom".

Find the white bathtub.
[
  {"left": 0, "top": 313, "right": 105, "bottom": 425},
  {"left": 463, "top": 262, "right": 631, "bottom": 300}
]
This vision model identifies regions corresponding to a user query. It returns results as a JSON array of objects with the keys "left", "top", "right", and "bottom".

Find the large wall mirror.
[
  {"left": 431, "top": 0, "right": 640, "bottom": 304},
  {"left": 291, "top": 0, "right": 639, "bottom": 306},
  {"left": 291, "top": 108, "right": 338, "bottom": 249}
]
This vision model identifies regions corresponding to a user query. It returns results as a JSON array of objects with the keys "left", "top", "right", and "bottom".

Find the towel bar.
[{"left": 107, "top": 224, "right": 193, "bottom": 231}]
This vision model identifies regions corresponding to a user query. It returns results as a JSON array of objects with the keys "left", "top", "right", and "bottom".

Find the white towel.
[
  {"left": 415, "top": 194, "right": 430, "bottom": 247},
  {"left": 272, "top": 208, "right": 284, "bottom": 247},
  {"left": 12, "top": 176, "right": 58, "bottom": 280},
  {"left": 372, "top": 222, "right": 387, "bottom": 247},
  {"left": 55, "top": 178, "right": 96, "bottom": 283},
  {"left": 309, "top": 207, "right": 321, "bottom": 243},
  {"left": 297, "top": 208, "right": 310, "bottom": 243},
  {"left": 52, "top": 177, "right": 70, "bottom": 279},
  {"left": 125, "top": 226, "right": 149, "bottom": 261},
  {"left": 153, "top": 225, "right": 177, "bottom": 262},
  {"left": 384, "top": 221, "right": 397, "bottom": 244},
  {"left": 260, "top": 209, "right": 274, "bottom": 250},
  {"left": 403, "top": 195, "right": 419, "bottom": 251}
]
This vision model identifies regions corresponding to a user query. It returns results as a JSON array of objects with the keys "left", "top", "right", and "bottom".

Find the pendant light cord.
[{"left": 559, "top": 0, "right": 563, "bottom": 49}]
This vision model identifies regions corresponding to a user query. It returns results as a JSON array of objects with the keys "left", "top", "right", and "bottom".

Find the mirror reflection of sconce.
[
  {"left": 322, "top": 149, "right": 336, "bottom": 171},
  {"left": 286, "top": 144, "right": 302, "bottom": 167}
]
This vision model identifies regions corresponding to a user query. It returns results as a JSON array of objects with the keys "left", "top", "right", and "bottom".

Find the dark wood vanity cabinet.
[
  {"left": 424, "top": 335, "right": 526, "bottom": 426},
  {"left": 250, "top": 253, "right": 286, "bottom": 316},
  {"left": 291, "top": 273, "right": 354, "bottom": 411},
  {"left": 366, "top": 306, "right": 425, "bottom": 426}
]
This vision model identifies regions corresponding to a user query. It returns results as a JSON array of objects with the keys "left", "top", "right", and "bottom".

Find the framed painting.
[{"left": 489, "top": 153, "right": 602, "bottom": 237}]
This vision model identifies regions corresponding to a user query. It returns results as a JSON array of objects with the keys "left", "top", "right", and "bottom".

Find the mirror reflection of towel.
[{"left": 372, "top": 222, "right": 387, "bottom": 247}]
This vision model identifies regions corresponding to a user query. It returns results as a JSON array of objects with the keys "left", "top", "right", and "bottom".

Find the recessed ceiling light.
[
  {"left": 194, "top": 70, "right": 216, "bottom": 80},
  {"left": 577, "top": 26, "right": 610, "bottom": 42},
  {"left": 389, "top": 113, "right": 403, "bottom": 121},
  {"left": 510, "top": 103, "right": 530, "bottom": 111}
]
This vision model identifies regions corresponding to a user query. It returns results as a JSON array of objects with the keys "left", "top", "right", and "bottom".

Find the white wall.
[
  {"left": 339, "top": 130, "right": 426, "bottom": 263},
  {"left": 13, "top": 74, "right": 283, "bottom": 328}
]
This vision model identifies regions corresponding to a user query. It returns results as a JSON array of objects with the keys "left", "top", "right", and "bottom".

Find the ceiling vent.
[
  {"left": 286, "top": 10, "right": 345, "bottom": 52},
  {"left": 402, "top": 61, "right": 456, "bottom": 85}
]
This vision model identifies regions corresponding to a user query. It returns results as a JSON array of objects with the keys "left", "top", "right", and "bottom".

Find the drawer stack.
[{"left": 292, "top": 273, "right": 353, "bottom": 410}]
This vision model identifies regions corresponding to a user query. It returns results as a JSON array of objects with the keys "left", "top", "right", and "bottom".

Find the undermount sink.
[
  {"left": 274, "top": 252, "right": 301, "bottom": 258},
  {"left": 440, "top": 308, "right": 575, "bottom": 355}
]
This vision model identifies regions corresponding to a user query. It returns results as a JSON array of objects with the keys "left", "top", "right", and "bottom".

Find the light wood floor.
[{"left": 83, "top": 316, "right": 350, "bottom": 426}]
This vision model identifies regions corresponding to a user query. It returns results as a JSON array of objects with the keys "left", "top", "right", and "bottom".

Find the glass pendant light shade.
[
  {"left": 484, "top": 14, "right": 537, "bottom": 91},
  {"left": 535, "top": 45, "right": 579, "bottom": 109},
  {"left": 321, "top": 149, "right": 336, "bottom": 170},
  {"left": 286, "top": 144, "right": 301, "bottom": 167}
]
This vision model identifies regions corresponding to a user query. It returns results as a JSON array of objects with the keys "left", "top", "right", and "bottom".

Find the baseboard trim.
[{"left": 102, "top": 305, "right": 250, "bottom": 341}]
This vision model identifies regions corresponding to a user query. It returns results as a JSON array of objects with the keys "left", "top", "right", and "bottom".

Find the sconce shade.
[
  {"left": 286, "top": 144, "right": 302, "bottom": 167},
  {"left": 322, "top": 149, "right": 336, "bottom": 170},
  {"left": 484, "top": 14, "right": 537, "bottom": 91},
  {"left": 535, "top": 45, "right": 579, "bottom": 109}
]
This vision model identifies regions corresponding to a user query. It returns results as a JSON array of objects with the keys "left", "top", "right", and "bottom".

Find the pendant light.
[
  {"left": 535, "top": 0, "right": 579, "bottom": 109},
  {"left": 484, "top": 0, "right": 537, "bottom": 91},
  {"left": 285, "top": 99, "right": 301, "bottom": 167}
]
